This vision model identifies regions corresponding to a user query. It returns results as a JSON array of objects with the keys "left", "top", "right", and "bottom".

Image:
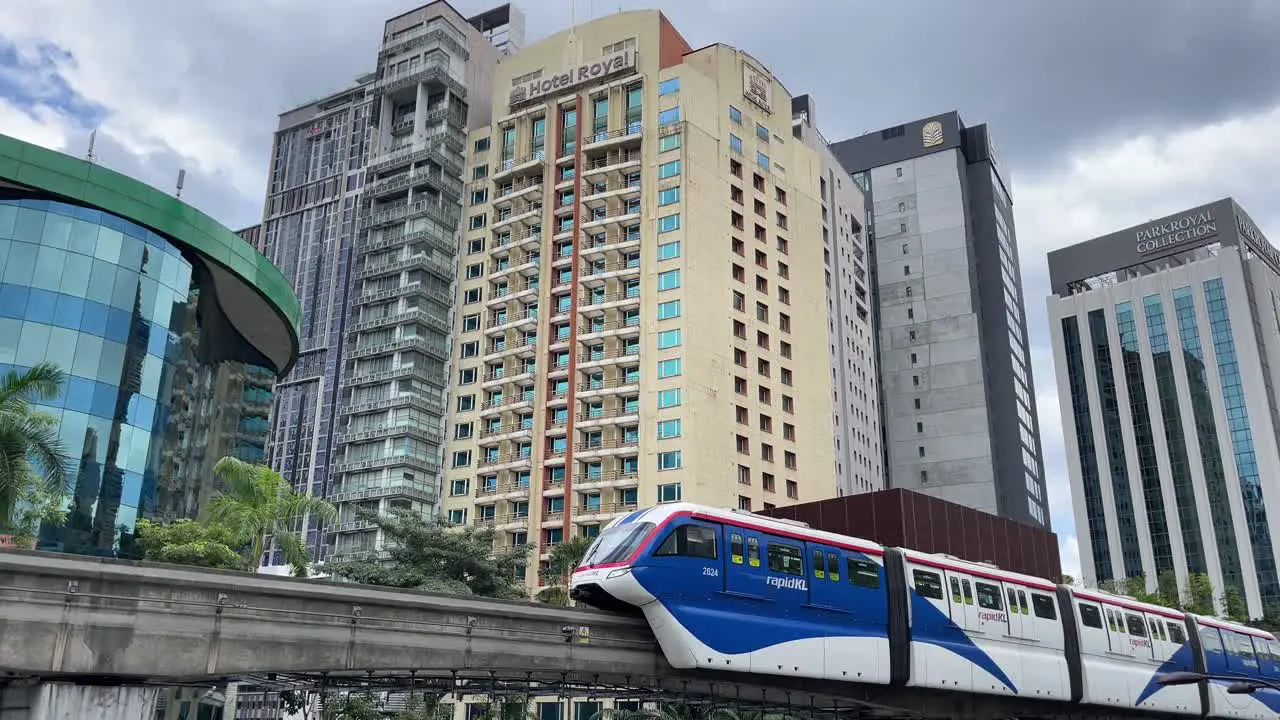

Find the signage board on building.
[
  {"left": 743, "top": 64, "right": 772, "bottom": 113},
  {"left": 1134, "top": 209, "right": 1218, "bottom": 254},
  {"left": 1237, "top": 210, "right": 1280, "bottom": 271},
  {"left": 509, "top": 49, "right": 636, "bottom": 106}
]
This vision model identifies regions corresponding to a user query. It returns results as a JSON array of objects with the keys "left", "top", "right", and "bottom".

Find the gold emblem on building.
[{"left": 922, "top": 121, "right": 944, "bottom": 148}]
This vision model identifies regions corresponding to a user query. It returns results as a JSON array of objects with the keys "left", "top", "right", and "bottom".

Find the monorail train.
[{"left": 569, "top": 503, "right": 1280, "bottom": 719}]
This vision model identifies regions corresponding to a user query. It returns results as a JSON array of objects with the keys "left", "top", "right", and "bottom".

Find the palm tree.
[
  {"left": 204, "top": 456, "right": 337, "bottom": 575},
  {"left": 536, "top": 533, "right": 594, "bottom": 605},
  {"left": 0, "top": 363, "right": 71, "bottom": 543}
]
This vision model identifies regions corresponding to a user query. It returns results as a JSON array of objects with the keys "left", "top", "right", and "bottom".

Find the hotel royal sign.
[{"left": 509, "top": 49, "right": 637, "bottom": 106}]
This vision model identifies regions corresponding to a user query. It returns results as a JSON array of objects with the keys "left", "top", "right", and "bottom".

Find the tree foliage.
[
  {"left": 204, "top": 456, "right": 336, "bottom": 576},
  {"left": 536, "top": 534, "right": 594, "bottom": 606},
  {"left": 134, "top": 518, "right": 245, "bottom": 571},
  {"left": 0, "top": 363, "right": 71, "bottom": 540},
  {"left": 326, "top": 507, "right": 530, "bottom": 598}
]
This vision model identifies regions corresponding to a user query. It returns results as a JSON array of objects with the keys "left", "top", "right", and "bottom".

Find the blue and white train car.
[
  {"left": 570, "top": 503, "right": 894, "bottom": 685},
  {"left": 1188, "top": 616, "right": 1280, "bottom": 719}
]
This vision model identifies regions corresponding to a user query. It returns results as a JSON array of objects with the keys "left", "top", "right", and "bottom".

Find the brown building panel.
[
  {"left": 657, "top": 12, "right": 692, "bottom": 70},
  {"left": 761, "top": 489, "right": 1063, "bottom": 580}
]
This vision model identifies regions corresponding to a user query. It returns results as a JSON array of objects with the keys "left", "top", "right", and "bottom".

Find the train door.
[
  {"left": 911, "top": 564, "right": 971, "bottom": 692},
  {"left": 646, "top": 519, "right": 723, "bottom": 602},
  {"left": 944, "top": 571, "right": 976, "bottom": 631},
  {"left": 724, "top": 527, "right": 768, "bottom": 599},
  {"left": 1003, "top": 586, "right": 1025, "bottom": 640},
  {"left": 806, "top": 544, "right": 844, "bottom": 610}
]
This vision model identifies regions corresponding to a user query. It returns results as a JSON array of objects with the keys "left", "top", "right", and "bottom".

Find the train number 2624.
[{"left": 702, "top": 567, "right": 719, "bottom": 577}]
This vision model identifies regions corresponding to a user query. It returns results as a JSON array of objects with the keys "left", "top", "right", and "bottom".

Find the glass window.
[
  {"left": 658, "top": 78, "right": 679, "bottom": 96},
  {"left": 657, "top": 388, "right": 681, "bottom": 407},
  {"left": 658, "top": 241, "right": 680, "bottom": 261},
  {"left": 1032, "top": 594, "right": 1057, "bottom": 620},
  {"left": 756, "top": 123, "right": 769, "bottom": 140},
  {"left": 658, "top": 187, "right": 680, "bottom": 206},
  {"left": 655, "top": 524, "right": 716, "bottom": 558},
  {"left": 1200, "top": 626, "right": 1223, "bottom": 654},
  {"left": 730, "top": 533, "right": 744, "bottom": 564},
  {"left": 1168, "top": 622, "right": 1186, "bottom": 645},
  {"left": 658, "top": 269, "right": 681, "bottom": 290},
  {"left": 656, "top": 418, "right": 681, "bottom": 438},
  {"left": 658, "top": 107, "right": 680, "bottom": 125},
  {"left": 657, "top": 329, "right": 682, "bottom": 349},
  {"left": 657, "top": 358, "right": 681, "bottom": 377},
  {"left": 657, "top": 214, "right": 680, "bottom": 233},
  {"left": 729, "top": 134, "right": 742, "bottom": 153},
  {"left": 728, "top": 106, "right": 742, "bottom": 124},
  {"left": 756, "top": 151, "right": 770, "bottom": 170},
  {"left": 747, "top": 536, "right": 760, "bottom": 567},
  {"left": 657, "top": 451, "right": 682, "bottom": 471},
  {"left": 975, "top": 582, "right": 1003, "bottom": 610},
  {"left": 657, "top": 481, "right": 682, "bottom": 501},
  {"left": 848, "top": 558, "right": 880, "bottom": 588},
  {"left": 658, "top": 160, "right": 681, "bottom": 179},
  {"left": 659, "top": 133, "right": 681, "bottom": 153},
  {"left": 1079, "top": 604, "right": 1103, "bottom": 628},
  {"left": 913, "top": 570, "right": 944, "bottom": 600},
  {"left": 657, "top": 300, "right": 681, "bottom": 319},
  {"left": 767, "top": 542, "right": 804, "bottom": 575},
  {"left": 1126, "top": 614, "right": 1147, "bottom": 638}
]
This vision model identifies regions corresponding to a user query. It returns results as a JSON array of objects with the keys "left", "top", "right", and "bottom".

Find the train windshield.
[{"left": 580, "top": 522, "right": 655, "bottom": 567}]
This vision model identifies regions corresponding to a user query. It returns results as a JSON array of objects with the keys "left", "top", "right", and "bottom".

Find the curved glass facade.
[{"left": 0, "top": 195, "right": 277, "bottom": 557}]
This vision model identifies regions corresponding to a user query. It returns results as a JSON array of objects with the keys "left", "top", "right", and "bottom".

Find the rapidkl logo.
[
  {"left": 767, "top": 576, "right": 807, "bottom": 591},
  {"left": 978, "top": 610, "right": 1008, "bottom": 623}
]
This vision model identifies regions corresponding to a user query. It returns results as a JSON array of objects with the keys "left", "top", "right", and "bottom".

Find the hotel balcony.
[
  {"left": 582, "top": 123, "right": 643, "bottom": 152},
  {"left": 575, "top": 405, "right": 640, "bottom": 430},
  {"left": 573, "top": 437, "right": 640, "bottom": 461},
  {"left": 491, "top": 199, "right": 543, "bottom": 232},
  {"left": 339, "top": 365, "right": 443, "bottom": 391},
  {"left": 367, "top": 167, "right": 463, "bottom": 202},
  {"left": 578, "top": 315, "right": 641, "bottom": 342},
  {"left": 367, "top": 138, "right": 462, "bottom": 178},
  {"left": 579, "top": 204, "right": 642, "bottom": 233},
  {"left": 576, "top": 375, "right": 640, "bottom": 400},
  {"left": 485, "top": 278, "right": 538, "bottom": 308},
  {"left": 477, "top": 451, "right": 533, "bottom": 473},
  {"left": 473, "top": 512, "right": 531, "bottom": 533},
  {"left": 571, "top": 470, "right": 640, "bottom": 493},
  {"left": 379, "top": 22, "right": 468, "bottom": 61},
  {"left": 493, "top": 176, "right": 544, "bottom": 206},
  {"left": 474, "top": 479, "right": 531, "bottom": 503},
  {"left": 487, "top": 253, "right": 540, "bottom": 282},
  {"left": 572, "top": 501, "right": 640, "bottom": 524},
  {"left": 578, "top": 288, "right": 641, "bottom": 315},
  {"left": 348, "top": 307, "right": 449, "bottom": 336},
  {"left": 579, "top": 256, "right": 641, "bottom": 286},
  {"left": 580, "top": 228, "right": 641, "bottom": 259},
  {"left": 492, "top": 150, "right": 546, "bottom": 182},
  {"left": 582, "top": 174, "right": 641, "bottom": 209},
  {"left": 484, "top": 309, "right": 538, "bottom": 336},
  {"left": 375, "top": 56, "right": 466, "bottom": 97},
  {"left": 481, "top": 335, "right": 537, "bottom": 364},
  {"left": 330, "top": 452, "right": 438, "bottom": 476},
  {"left": 352, "top": 280, "right": 452, "bottom": 309},
  {"left": 328, "top": 481, "right": 437, "bottom": 506},
  {"left": 582, "top": 149, "right": 641, "bottom": 180},
  {"left": 477, "top": 418, "right": 534, "bottom": 445},
  {"left": 578, "top": 345, "right": 639, "bottom": 371},
  {"left": 478, "top": 387, "right": 536, "bottom": 417},
  {"left": 341, "top": 392, "right": 443, "bottom": 418},
  {"left": 364, "top": 227, "right": 454, "bottom": 257},
  {"left": 480, "top": 364, "right": 535, "bottom": 390},
  {"left": 349, "top": 335, "right": 448, "bottom": 362},
  {"left": 336, "top": 419, "right": 441, "bottom": 446},
  {"left": 542, "top": 476, "right": 565, "bottom": 498},
  {"left": 355, "top": 251, "right": 453, "bottom": 282}
]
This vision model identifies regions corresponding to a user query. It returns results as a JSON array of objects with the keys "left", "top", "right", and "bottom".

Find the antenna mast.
[
  {"left": 85, "top": 128, "right": 98, "bottom": 163},
  {"left": 175, "top": 169, "right": 186, "bottom": 199}
]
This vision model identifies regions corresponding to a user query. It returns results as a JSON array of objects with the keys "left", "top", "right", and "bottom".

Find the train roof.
[
  {"left": 1196, "top": 615, "right": 1277, "bottom": 641},
  {"left": 1069, "top": 587, "right": 1188, "bottom": 620},
  {"left": 898, "top": 547, "right": 1057, "bottom": 591},
  {"left": 637, "top": 503, "right": 885, "bottom": 556}
]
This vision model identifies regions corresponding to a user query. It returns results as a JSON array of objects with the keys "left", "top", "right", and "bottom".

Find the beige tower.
[{"left": 442, "top": 10, "right": 836, "bottom": 589}]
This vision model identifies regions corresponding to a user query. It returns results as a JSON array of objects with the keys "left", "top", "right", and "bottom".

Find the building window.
[
  {"left": 658, "top": 269, "right": 681, "bottom": 290},
  {"left": 658, "top": 240, "right": 681, "bottom": 260},
  {"left": 658, "top": 160, "right": 681, "bottom": 179},
  {"left": 657, "top": 482, "right": 682, "bottom": 501},
  {"left": 659, "top": 133, "right": 681, "bottom": 153},
  {"left": 469, "top": 214, "right": 487, "bottom": 230},
  {"left": 657, "top": 419, "right": 682, "bottom": 439},
  {"left": 657, "top": 213, "right": 681, "bottom": 233},
  {"left": 658, "top": 107, "right": 680, "bottom": 125},
  {"left": 756, "top": 151, "right": 769, "bottom": 170},
  {"left": 658, "top": 453, "right": 683, "bottom": 472},
  {"left": 658, "top": 388, "right": 682, "bottom": 407},
  {"left": 658, "top": 77, "right": 680, "bottom": 96},
  {"left": 452, "top": 450, "right": 472, "bottom": 468},
  {"left": 658, "top": 358, "right": 682, "bottom": 378},
  {"left": 729, "top": 105, "right": 742, "bottom": 124},
  {"left": 658, "top": 329, "right": 682, "bottom": 349},
  {"left": 657, "top": 299, "right": 681, "bottom": 320},
  {"left": 729, "top": 134, "right": 742, "bottom": 154},
  {"left": 658, "top": 187, "right": 680, "bottom": 206}
]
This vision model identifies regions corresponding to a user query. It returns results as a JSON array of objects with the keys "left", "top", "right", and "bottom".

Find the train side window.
[
  {"left": 730, "top": 533, "right": 744, "bottom": 564},
  {"left": 1199, "top": 626, "right": 1224, "bottom": 654},
  {"left": 1005, "top": 588, "right": 1018, "bottom": 614},
  {"left": 746, "top": 537, "right": 761, "bottom": 567},
  {"left": 975, "top": 582, "right": 1003, "bottom": 611},
  {"left": 1126, "top": 614, "right": 1147, "bottom": 637},
  {"left": 1167, "top": 623, "right": 1186, "bottom": 645},
  {"left": 1032, "top": 594, "right": 1057, "bottom": 620},
  {"left": 655, "top": 524, "right": 718, "bottom": 559},
  {"left": 812, "top": 549, "right": 825, "bottom": 579},
  {"left": 848, "top": 558, "right": 880, "bottom": 589},
  {"left": 1158, "top": 621, "right": 1168, "bottom": 642},
  {"left": 767, "top": 542, "right": 804, "bottom": 576},
  {"left": 949, "top": 577, "right": 962, "bottom": 603},
  {"left": 962, "top": 579, "right": 974, "bottom": 605},
  {"left": 1017, "top": 590, "right": 1029, "bottom": 615},
  {"left": 913, "top": 569, "right": 944, "bottom": 600},
  {"left": 828, "top": 552, "right": 840, "bottom": 582},
  {"left": 1147, "top": 618, "right": 1160, "bottom": 640},
  {"left": 1105, "top": 609, "right": 1117, "bottom": 632},
  {"left": 1079, "top": 604, "right": 1102, "bottom": 628}
]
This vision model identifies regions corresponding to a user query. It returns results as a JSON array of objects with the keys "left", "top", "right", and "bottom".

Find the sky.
[{"left": 4, "top": 0, "right": 1280, "bottom": 580}]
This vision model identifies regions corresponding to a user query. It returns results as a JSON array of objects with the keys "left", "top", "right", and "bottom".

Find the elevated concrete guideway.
[{"left": 0, "top": 551, "right": 1163, "bottom": 720}]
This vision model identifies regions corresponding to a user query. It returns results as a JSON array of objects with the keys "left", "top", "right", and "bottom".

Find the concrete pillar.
[{"left": 1, "top": 684, "right": 158, "bottom": 720}]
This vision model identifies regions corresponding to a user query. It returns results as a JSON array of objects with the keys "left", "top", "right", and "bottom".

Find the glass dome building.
[{"left": 0, "top": 133, "right": 300, "bottom": 557}]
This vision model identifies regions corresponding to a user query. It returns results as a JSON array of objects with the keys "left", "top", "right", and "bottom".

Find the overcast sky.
[{"left": 5, "top": 0, "right": 1280, "bottom": 580}]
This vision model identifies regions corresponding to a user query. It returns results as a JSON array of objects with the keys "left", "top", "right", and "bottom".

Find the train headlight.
[{"left": 606, "top": 567, "right": 633, "bottom": 579}]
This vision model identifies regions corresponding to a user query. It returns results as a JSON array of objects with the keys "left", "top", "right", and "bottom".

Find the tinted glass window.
[
  {"left": 1200, "top": 626, "right": 1224, "bottom": 654},
  {"left": 949, "top": 576, "right": 962, "bottom": 603},
  {"left": 1126, "top": 614, "right": 1147, "bottom": 637},
  {"left": 1168, "top": 623, "right": 1186, "bottom": 645},
  {"left": 913, "top": 570, "right": 944, "bottom": 600},
  {"left": 655, "top": 524, "right": 717, "bottom": 558},
  {"left": 729, "top": 533, "right": 744, "bottom": 564},
  {"left": 975, "top": 582, "right": 1003, "bottom": 611},
  {"left": 747, "top": 537, "right": 760, "bottom": 567},
  {"left": 812, "top": 548, "right": 825, "bottom": 578},
  {"left": 1032, "top": 594, "right": 1057, "bottom": 620},
  {"left": 1079, "top": 604, "right": 1103, "bottom": 628},
  {"left": 848, "top": 558, "right": 880, "bottom": 589},
  {"left": 768, "top": 542, "right": 804, "bottom": 575},
  {"left": 827, "top": 552, "right": 841, "bottom": 581}
]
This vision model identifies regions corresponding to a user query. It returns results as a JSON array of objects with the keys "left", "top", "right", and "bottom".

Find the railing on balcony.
[
  {"left": 574, "top": 438, "right": 639, "bottom": 453},
  {"left": 573, "top": 470, "right": 640, "bottom": 486},
  {"left": 577, "top": 376, "right": 639, "bottom": 392},
  {"left": 475, "top": 479, "right": 532, "bottom": 498},
  {"left": 574, "top": 501, "right": 640, "bottom": 517},
  {"left": 576, "top": 406, "right": 639, "bottom": 422},
  {"left": 479, "top": 420, "right": 534, "bottom": 439},
  {"left": 581, "top": 230, "right": 641, "bottom": 250},
  {"left": 579, "top": 346, "right": 638, "bottom": 364},
  {"left": 477, "top": 451, "right": 533, "bottom": 469},
  {"left": 584, "top": 150, "right": 641, "bottom": 172},
  {"left": 582, "top": 123, "right": 643, "bottom": 146},
  {"left": 493, "top": 150, "right": 546, "bottom": 175}
]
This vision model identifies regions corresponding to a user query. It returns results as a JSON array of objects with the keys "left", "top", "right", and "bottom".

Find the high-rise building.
[
  {"left": 832, "top": 112, "right": 1047, "bottom": 528},
  {"left": 252, "top": 2, "right": 521, "bottom": 570},
  {"left": 1047, "top": 198, "right": 1280, "bottom": 618},
  {"left": 441, "top": 10, "right": 838, "bottom": 589},
  {"left": 791, "top": 94, "right": 881, "bottom": 496}
]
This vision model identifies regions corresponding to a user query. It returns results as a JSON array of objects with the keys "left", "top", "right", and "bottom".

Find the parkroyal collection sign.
[
  {"left": 1135, "top": 209, "right": 1218, "bottom": 254},
  {"left": 509, "top": 49, "right": 637, "bottom": 106}
]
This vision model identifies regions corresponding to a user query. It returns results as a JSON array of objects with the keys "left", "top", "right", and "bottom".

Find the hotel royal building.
[{"left": 440, "top": 10, "right": 837, "bottom": 586}]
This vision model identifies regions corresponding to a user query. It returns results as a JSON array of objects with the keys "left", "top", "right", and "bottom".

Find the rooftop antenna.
[
  {"left": 175, "top": 169, "right": 186, "bottom": 199},
  {"left": 85, "top": 127, "right": 98, "bottom": 163}
]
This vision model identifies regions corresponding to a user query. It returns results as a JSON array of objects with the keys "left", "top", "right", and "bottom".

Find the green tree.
[
  {"left": 1184, "top": 572, "right": 1216, "bottom": 615},
  {"left": 134, "top": 518, "right": 245, "bottom": 570},
  {"left": 204, "top": 456, "right": 337, "bottom": 576},
  {"left": 0, "top": 363, "right": 71, "bottom": 544},
  {"left": 1156, "top": 569, "right": 1183, "bottom": 610},
  {"left": 536, "top": 534, "right": 594, "bottom": 606},
  {"left": 322, "top": 693, "right": 383, "bottom": 720},
  {"left": 327, "top": 507, "right": 530, "bottom": 598},
  {"left": 1222, "top": 585, "right": 1249, "bottom": 622}
]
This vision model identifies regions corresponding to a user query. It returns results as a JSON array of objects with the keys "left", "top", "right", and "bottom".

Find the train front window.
[
  {"left": 578, "top": 521, "right": 655, "bottom": 566},
  {"left": 655, "top": 524, "right": 717, "bottom": 558}
]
